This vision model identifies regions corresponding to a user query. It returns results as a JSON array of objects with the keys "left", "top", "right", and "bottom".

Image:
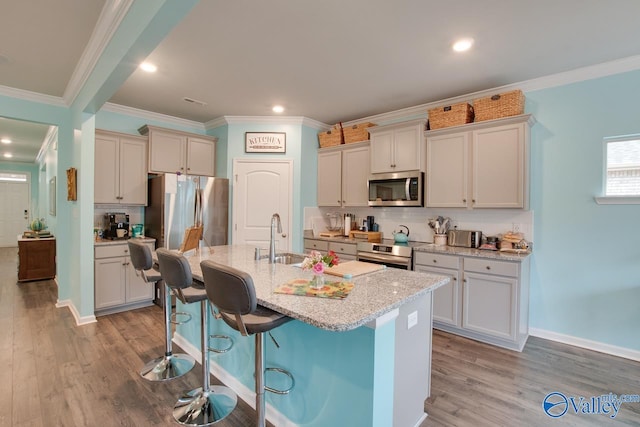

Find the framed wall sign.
[{"left": 245, "top": 132, "right": 286, "bottom": 153}]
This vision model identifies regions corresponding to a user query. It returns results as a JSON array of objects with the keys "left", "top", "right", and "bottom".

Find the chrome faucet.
[{"left": 269, "top": 213, "right": 282, "bottom": 263}]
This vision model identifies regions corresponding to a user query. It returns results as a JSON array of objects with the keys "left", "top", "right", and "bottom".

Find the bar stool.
[
  {"left": 156, "top": 248, "right": 237, "bottom": 426},
  {"left": 127, "top": 240, "right": 195, "bottom": 381},
  {"left": 200, "top": 260, "right": 295, "bottom": 427}
]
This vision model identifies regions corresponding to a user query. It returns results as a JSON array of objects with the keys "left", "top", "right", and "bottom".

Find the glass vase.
[{"left": 309, "top": 273, "right": 325, "bottom": 290}]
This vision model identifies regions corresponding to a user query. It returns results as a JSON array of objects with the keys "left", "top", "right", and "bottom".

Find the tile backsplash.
[{"left": 304, "top": 206, "right": 533, "bottom": 243}]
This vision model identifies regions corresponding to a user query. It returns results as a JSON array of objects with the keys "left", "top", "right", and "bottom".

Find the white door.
[
  {"left": 233, "top": 159, "right": 292, "bottom": 252},
  {"left": 0, "top": 180, "right": 30, "bottom": 247}
]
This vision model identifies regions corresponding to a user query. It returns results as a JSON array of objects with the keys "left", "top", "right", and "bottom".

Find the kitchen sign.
[{"left": 245, "top": 132, "right": 286, "bottom": 153}]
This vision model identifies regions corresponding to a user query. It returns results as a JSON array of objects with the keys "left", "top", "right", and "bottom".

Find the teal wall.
[
  {"left": 527, "top": 69, "right": 640, "bottom": 350},
  {"left": 96, "top": 109, "right": 206, "bottom": 135},
  {"left": 221, "top": 120, "right": 319, "bottom": 253}
]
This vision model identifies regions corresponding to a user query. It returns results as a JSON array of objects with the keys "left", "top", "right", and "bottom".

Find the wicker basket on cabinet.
[
  {"left": 318, "top": 124, "right": 344, "bottom": 148},
  {"left": 428, "top": 103, "right": 474, "bottom": 129},
  {"left": 343, "top": 122, "right": 375, "bottom": 143},
  {"left": 473, "top": 90, "right": 525, "bottom": 121}
]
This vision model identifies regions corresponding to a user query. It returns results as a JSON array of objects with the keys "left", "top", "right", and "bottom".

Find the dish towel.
[{"left": 274, "top": 278, "right": 354, "bottom": 299}]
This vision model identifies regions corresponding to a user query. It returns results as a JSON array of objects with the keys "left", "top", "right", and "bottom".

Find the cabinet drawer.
[
  {"left": 414, "top": 252, "right": 459, "bottom": 269},
  {"left": 464, "top": 258, "right": 518, "bottom": 277},
  {"left": 304, "top": 239, "right": 329, "bottom": 252},
  {"left": 95, "top": 244, "right": 130, "bottom": 259},
  {"left": 328, "top": 241, "right": 357, "bottom": 256}
]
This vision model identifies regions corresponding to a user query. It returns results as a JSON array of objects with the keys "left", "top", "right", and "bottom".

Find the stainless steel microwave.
[{"left": 367, "top": 171, "right": 424, "bottom": 207}]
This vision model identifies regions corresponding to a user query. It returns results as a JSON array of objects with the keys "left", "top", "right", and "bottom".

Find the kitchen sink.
[{"left": 259, "top": 252, "right": 306, "bottom": 265}]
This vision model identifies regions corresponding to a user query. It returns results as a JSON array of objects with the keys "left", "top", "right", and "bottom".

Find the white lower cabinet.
[
  {"left": 304, "top": 239, "right": 357, "bottom": 261},
  {"left": 95, "top": 242, "right": 155, "bottom": 315},
  {"left": 414, "top": 251, "right": 529, "bottom": 351}
]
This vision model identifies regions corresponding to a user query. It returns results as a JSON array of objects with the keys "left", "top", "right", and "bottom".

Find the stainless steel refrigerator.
[{"left": 145, "top": 174, "right": 229, "bottom": 251}]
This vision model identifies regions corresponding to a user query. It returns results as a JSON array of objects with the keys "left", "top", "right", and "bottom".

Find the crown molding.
[
  {"left": 101, "top": 102, "right": 206, "bottom": 130},
  {"left": 63, "top": 0, "right": 134, "bottom": 106},
  {"left": 345, "top": 54, "right": 640, "bottom": 126},
  {"left": 205, "top": 115, "right": 330, "bottom": 130},
  {"left": 36, "top": 126, "right": 59, "bottom": 164},
  {"left": 0, "top": 85, "right": 65, "bottom": 106}
]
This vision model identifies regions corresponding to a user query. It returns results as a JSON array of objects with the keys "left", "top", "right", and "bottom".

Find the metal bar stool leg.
[
  {"left": 173, "top": 300, "right": 237, "bottom": 426},
  {"left": 140, "top": 282, "right": 196, "bottom": 381},
  {"left": 255, "top": 333, "right": 266, "bottom": 427}
]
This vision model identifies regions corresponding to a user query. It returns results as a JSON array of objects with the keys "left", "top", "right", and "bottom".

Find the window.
[
  {"left": 596, "top": 136, "right": 640, "bottom": 204},
  {"left": 0, "top": 172, "right": 27, "bottom": 182}
]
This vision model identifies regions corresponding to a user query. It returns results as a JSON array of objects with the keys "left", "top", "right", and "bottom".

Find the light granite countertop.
[
  {"left": 179, "top": 245, "right": 449, "bottom": 332},
  {"left": 414, "top": 243, "right": 531, "bottom": 262},
  {"left": 95, "top": 237, "right": 156, "bottom": 246}
]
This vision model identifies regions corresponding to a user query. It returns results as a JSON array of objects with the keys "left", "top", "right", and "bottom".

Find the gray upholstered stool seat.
[
  {"left": 157, "top": 248, "right": 237, "bottom": 426},
  {"left": 201, "top": 260, "right": 294, "bottom": 427},
  {"left": 128, "top": 240, "right": 195, "bottom": 381}
]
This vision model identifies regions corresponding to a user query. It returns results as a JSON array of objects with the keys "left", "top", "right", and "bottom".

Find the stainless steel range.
[{"left": 356, "top": 239, "right": 421, "bottom": 270}]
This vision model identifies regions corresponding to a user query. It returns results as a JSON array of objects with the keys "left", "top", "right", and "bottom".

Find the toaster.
[{"left": 447, "top": 230, "right": 482, "bottom": 248}]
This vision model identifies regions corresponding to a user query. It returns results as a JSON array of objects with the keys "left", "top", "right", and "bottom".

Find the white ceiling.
[{"left": 2, "top": 0, "right": 640, "bottom": 162}]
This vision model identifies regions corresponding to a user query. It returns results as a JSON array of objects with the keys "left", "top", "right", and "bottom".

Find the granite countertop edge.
[
  {"left": 413, "top": 244, "right": 531, "bottom": 261},
  {"left": 95, "top": 237, "right": 156, "bottom": 246}
]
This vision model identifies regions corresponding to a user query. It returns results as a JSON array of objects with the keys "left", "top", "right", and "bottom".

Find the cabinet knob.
[
  {"left": 282, "top": 233, "right": 287, "bottom": 238},
  {"left": 453, "top": 277, "right": 457, "bottom": 281},
  {"left": 463, "top": 278, "right": 467, "bottom": 283},
  {"left": 337, "top": 200, "right": 341, "bottom": 204},
  {"left": 472, "top": 199, "right": 476, "bottom": 204},
  {"left": 187, "top": 168, "right": 191, "bottom": 171},
  {"left": 486, "top": 265, "right": 491, "bottom": 270},
  {"left": 124, "top": 249, "right": 128, "bottom": 253},
  {"left": 342, "top": 200, "right": 346, "bottom": 204},
  {"left": 432, "top": 259, "right": 437, "bottom": 263},
  {"left": 463, "top": 198, "right": 467, "bottom": 203}
]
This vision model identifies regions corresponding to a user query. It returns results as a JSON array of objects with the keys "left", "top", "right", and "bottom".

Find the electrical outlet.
[
  {"left": 407, "top": 311, "right": 418, "bottom": 329},
  {"left": 512, "top": 223, "right": 522, "bottom": 233}
]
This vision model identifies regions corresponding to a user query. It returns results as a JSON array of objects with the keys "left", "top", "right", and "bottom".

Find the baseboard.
[
  {"left": 529, "top": 328, "right": 640, "bottom": 362},
  {"left": 173, "top": 333, "right": 296, "bottom": 427},
  {"left": 55, "top": 299, "right": 97, "bottom": 326}
]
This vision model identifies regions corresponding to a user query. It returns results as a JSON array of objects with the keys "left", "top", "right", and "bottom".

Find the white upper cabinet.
[
  {"left": 95, "top": 130, "right": 148, "bottom": 205},
  {"left": 426, "top": 114, "right": 533, "bottom": 209},
  {"left": 369, "top": 119, "right": 426, "bottom": 173},
  {"left": 317, "top": 143, "right": 370, "bottom": 207},
  {"left": 140, "top": 125, "right": 216, "bottom": 176}
]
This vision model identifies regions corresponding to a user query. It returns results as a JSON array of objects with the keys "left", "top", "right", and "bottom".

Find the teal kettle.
[{"left": 393, "top": 225, "right": 410, "bottom": 243}]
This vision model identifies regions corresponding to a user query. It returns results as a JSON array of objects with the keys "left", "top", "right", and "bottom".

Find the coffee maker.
[{"left": 103, "top": 212, "right": 130, "bottom": 240}]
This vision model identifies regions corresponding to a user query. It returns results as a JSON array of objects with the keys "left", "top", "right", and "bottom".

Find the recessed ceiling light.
[
  {"left": 452, "top": 38, "right": 474, "bottom": 52},
  {"left": 140, "top": 62, "right": 157, "bottom": 73},
  {"left": 3, "top": 153, "right": 13, "bottom": 158},
  {"left": 272, "top": 105, "right": 285, "bottom": 113},
  {"left": 1, "top": 138, "right": 11, "bottom": 144}
]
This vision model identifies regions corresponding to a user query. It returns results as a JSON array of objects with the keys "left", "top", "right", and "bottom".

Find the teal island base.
[{"left": 174, "top": 292, "right": 433, "bottom": 427}]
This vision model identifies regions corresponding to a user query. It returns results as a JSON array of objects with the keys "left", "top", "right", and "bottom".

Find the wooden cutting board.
[{"left": 324, "top": 261, "right": 385, "bottom": 278}]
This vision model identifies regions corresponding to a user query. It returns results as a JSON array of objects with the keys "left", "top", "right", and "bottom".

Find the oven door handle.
[{"left": 357, "top": 252, "right": 411, "bottom": 266}]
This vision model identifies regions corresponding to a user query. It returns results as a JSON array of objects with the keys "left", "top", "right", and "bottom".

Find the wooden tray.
[
  {"left": 324, "top": 260, "right": 385, "bottom": 278},
  {"left": 180, "top": 225, "right": 203, "bottom": 253},
  {"left": 349, "top": 231, "right": 382, "bottom": 242}
]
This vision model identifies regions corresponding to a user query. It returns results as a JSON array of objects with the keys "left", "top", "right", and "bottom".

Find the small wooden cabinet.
[
  {"left": 369, "top": 119, "right": 426, "bottom": 173},
  {"left": 94, "top": 241, "right": 155, "bottom": 315},
  {"left": 425, "top": 115, "right": 533, "bottom": 209},
  {"left": 18, "top": 237, "right": 56, "bottom": 282},
  {"left": 414, "top": 251, "right": 530, "bottom": 351},
  {"left": 317, "top": 142, "right": 369, "bottom": 207},
  {"left": 140, "top": 125, "right": 217, "bottom": 176},
  {"left": 95, "top": 130, "right": 148, "bottom": 205}
]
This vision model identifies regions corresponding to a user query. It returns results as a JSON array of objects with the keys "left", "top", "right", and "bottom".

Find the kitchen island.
[{"left": 172, "top": 245, "right": 449, "bottom": 427}]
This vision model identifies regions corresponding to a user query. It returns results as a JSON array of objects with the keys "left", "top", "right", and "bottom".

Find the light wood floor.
[{"left": 2, "top": 247, "right": 639, "bottom": 426}]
